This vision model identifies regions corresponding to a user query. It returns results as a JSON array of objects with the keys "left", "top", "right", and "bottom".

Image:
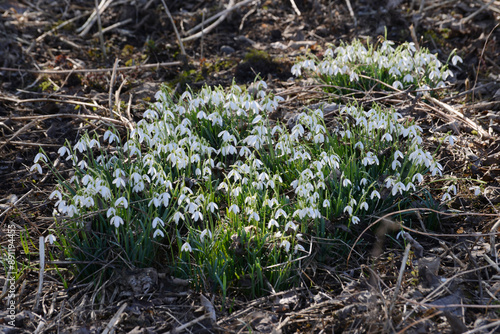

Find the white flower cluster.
[
  {"left": 291, "top": 39, "right": 462, "bottom": 91},
  {"left": 36, "top": 76, "right": 441, "bottom": 263}
]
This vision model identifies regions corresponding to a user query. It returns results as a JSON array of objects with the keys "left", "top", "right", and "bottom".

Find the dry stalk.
[
  {"left": 290, "top": 0, "right": 301, "bottom": 15},
  {"left": 77, "top": 0, "right": 113, "bottom": 37},
  {"left": 0, "top": 120, "right": 37, "bottom": 152},
  {"left": 388, "top": 243, "right": 411, "bottom": 318},
  {"left": 101, "top": 302, "right": 127, "bottom": 334},
  {"left": 461, "top": 0, "right": 495, "bottom": 24},
  {"left": 184, "top": 0, "right": 255, "bottom": 36},
  {"left": 0, "top": 61, "right": 183, "bottom": 75},
  {"left": 91, "top": 18, "right": 133, "bottom": 38},
  {"left": 182, "top": 0, "right": 239, "bottom": 42},
  {"left": 109, "top": 58, "right": 120, "bottom": 118},
  {"left": 160, "top": 0, "right": 186, "bottom": 56},
  {"left": 94, "top": 0, "right": 106, "bottom": 57},
  {"left": 34, "top": 237, "right": 46, "bottom": 311}
]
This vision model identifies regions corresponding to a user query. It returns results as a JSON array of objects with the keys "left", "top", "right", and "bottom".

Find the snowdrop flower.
[
  {"left": 351, "top": 216, "right": 360, "bottom": 224},
  {"left": 392, "top": 81, "right": 403, "bottom": 90},
  {"left": 360, "top": 202, "right": 369, "bottom": 211},
  {"left": 228, "top": 204, "right": 240, "bottom": 215},
  {"left": 294, "top": 244, "right": 305, "bottom": 254},
  {"left": 392, "top": 159, "right": 401, "bottom": 170},
  {"left": 441, "top": 192, "right": 452, "bottom": 202},
  {"left": 112, "top": 176, "right": 126, "bottom": 188},
  {"left": 412, "top": 173, "right": 423, "bottom": 183},
  {"left": 153, "top": 229, "right": 164, "bottom": 238},
  {"left": 207, "top": 202, "right": 218, "bottom": 213},
  {"left": 452, "top": 55, "right": 463, "bottom": 66},
  {"left": 280, "top": 240, "right": 291, "bottom": 253},
  {"left": 58, "top": 146, "right": 70, "bottom": 157},
  {"left": 350, "top": 71, "right": 359, "bottom": 82},
  {"left": 291, "top": 64, "right": 302, "bottom": 76},
  {"left": 181, "top": 242, "right": 192, "bottom": 253},
  {"left": 30, "top": 163, "right": 42, "bottom": 174},
  {"left": 200, "top": 229, "right": 212, "bottom": 242},
  {"left": 285, "top": 221, "right": 298, "bottom": 232},
  {"left": 34, "top": 153, "right": 48, "bottom": 163},
  {"left": 446, "top": 135, "right": 455, "bottom": 146},
  {"left": 342, "top": 178, "right": 352, "bottom": 187},
  {"left": 382, "top": 133, "right": 393, "bottom": 142},
  {"left": 172, "top": 211, "right": 184, "bottom": 225},
  {"left": 268, "top": 219, "right": 279, "bottom": 229},
  {"left": 403, "top": 74, "right": 414, "bottom": 83},
  {"left": 49, "top": 190, "right": 62, "bottom": 201},
  {"left": 107, "top": 207, "right": 116, "bottom": 218},
  {"left": 275, "top": 208, "right": 288, "bottom": 219},
  {"left": 323, "top": 199, "right": 330, "bottom": 208},
  {"left": 469, "top": 186, "right": 481, "bottom": 196},
  {"left": 110, "top": 215, "right": 124, "bottom": 228},
  {"left": 152, "top": 217, "right": 164, "bottom": 228},
  {"left": 249, "top": 212, "right": 260, "bottom": 222},
  {"left": 370, "top": 190, "right": 381, "bottom": 200},
  {"left": 392, "top": 182, "right": 406, "bottom": 196},
  {"left": 45, "top": 234, "right": 57, "bottom": 244},
  {"left": 343, "top": 205, "right": 353, "bottom": 216},
  {"left": 406, "top": 182, "right": 416, "bottom": 192},
  {"left": 354, "top": 142, "right": 364, "bottom": 150}
]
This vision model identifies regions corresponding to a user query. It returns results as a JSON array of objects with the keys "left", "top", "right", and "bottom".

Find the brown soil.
[{"left": 1, "top": 0, "right": 500, "bottom": 333}]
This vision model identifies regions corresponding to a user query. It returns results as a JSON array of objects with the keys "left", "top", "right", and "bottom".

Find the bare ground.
[{"left": 1, "top": 0, "right": 500, "bottom": 333}]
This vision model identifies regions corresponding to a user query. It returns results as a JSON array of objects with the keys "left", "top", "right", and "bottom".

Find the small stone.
[{"left": 220, "top": 45, "right": 235, "bottom": 55}]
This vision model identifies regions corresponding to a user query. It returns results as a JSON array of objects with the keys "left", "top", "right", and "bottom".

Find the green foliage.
[
  {"left": 292, "top": 39, "right": 462, "bottom": 97},
  {"left": 32, "top": 39, "right": 464, "bottom": 298}
]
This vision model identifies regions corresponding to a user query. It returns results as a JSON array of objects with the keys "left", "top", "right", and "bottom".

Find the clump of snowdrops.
[
  {"left": 291, "top": 38, "right": 462, "bottom": 95},
  {"left": 32, "top": 39, "right": 458, "bottom": 296}
]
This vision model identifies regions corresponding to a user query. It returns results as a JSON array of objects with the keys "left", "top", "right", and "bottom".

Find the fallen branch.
[
  {"left": 184, "top": 0, "right": 255, "bottom": 36},
  {"left": 160, "top": 0, "right": 186, "bottom": 56},
  {"left": 102, "top": 302, "right": 127, "bottom": 334},
  {"left": 426, "top": 96, "right": 491, "bottom": 139},
  {"left": 0, "top": 113, "right": 129, "bottom": 127},
  {"left": 183, "top": 0, "right": 251, "bottom": 42},
  {"left": 77, "top": 0, "right": 113, "bottom": 37},
  {"left": 0, "top": 61, "right": 183, "bottom": 75},
  {"left": 461, "top": 0, "right": 495, "bottom": 24}
]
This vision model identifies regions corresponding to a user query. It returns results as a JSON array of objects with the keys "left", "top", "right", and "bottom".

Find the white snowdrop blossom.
[
  {"left": 207, "top": 202, "right": 218, "bottom": 213},
  {"left": 268, "top": 219, "right": 279, "bottom": 229},
  {"left": 200, "top": 229, "right": 212, "bottom": 242},
  {"left": 110, "top": 215, "right": 124, "bottom": 228},
  {"left": 452, "top": 55, "right": 463, "bottom": 66},
  {"left": 45, "top": 234, "right": 57, "bottom": 245},
  {"left": 181, "top": 242, "right": 192, "bottom": 253},
  {"left": 228, "top": 204, "right": 240, "bottom": 215},
  {"left": 469, "top": 186, "right": 481, "bottom": 196},
  {"left": 441, "top": 192, "right": 452, "bottom": 202},
  {"left": 114, "top": 197, "right": 128, "bottom": 209},
  {"left": 152, "top": 217, "right": 164, "bottom": 228},
  {"left": 153, "top": 229, "right": 165, "bottom": 238},
  {"left": 34, "top": 153, "right": 48, "bottom": 164},
  {"left": 370, "top": 190, "right": 381, "bottom": 200},
  {"left": 31, "top": 163, "right": 42, "bottom": 174},
  {"left": 280, "top": 240, "right": 291, "bottom": 253},
  {"left": 107, "top": 207, "right": 116, "bottom": 218},
  {"left": 342, "top": 178, "right": 352, "bottom": 187},
  {"left": 285, "top": 221, "right": 298, "bottom": 232},
  {"left": 343, "top": 205, "right": 353, "bottom": 216},
  {"left": 275, "top": 208, "right": 288, "bottom": 219}
]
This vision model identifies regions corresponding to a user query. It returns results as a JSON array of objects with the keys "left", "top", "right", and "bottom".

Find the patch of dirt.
[{"left": 1, "top": 0, "right": 500, "bottom": 333}]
